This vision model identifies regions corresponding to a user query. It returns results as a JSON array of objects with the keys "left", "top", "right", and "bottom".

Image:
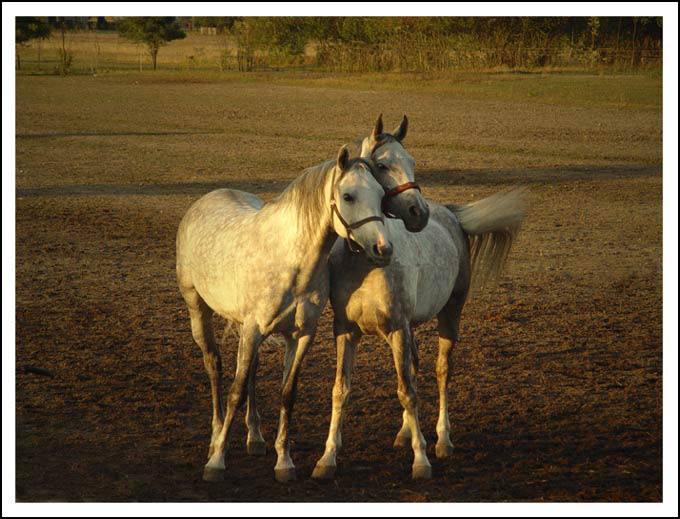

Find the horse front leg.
[
  {"left": 203, "top": 323, "right": 263, "bottom": 482},
  {"left": 312, "top": 327, "right": 360, "bottom": 479},
  {"left": 388, "top": 327, "right": 431, "bottom": 479},
  {"left": 274, "top": 328, "right": 317, "bottom": 482},
  {"left": 394, "top": 327, "right": 418, "bottom": 448},
  {"left": 224, "top": 322, "right": 266, "bottom": 456}
]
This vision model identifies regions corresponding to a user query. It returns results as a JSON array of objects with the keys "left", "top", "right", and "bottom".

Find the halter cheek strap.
[
  {"left": 330, "top": 202, "right": 384, "bottom": 253},
  {"left": 330, "top": 160, "right": 385, "bottom": 253}
]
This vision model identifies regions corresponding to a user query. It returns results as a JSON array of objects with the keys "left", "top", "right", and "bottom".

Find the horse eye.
[
  {"left": 343, "top": 193, "right": 354, "bottom": 202},
  {"left": 377, "top": 163, "right": 388, "bottom": 170}
]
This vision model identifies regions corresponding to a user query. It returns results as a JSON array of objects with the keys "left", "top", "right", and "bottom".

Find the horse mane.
[
  {"left": 351, "top": 133, "right": 403, "bottom": 159},
  {"left": 370, "top": 133, "right": 401, "bottom": 155},
  {"left": 273, "top": 159, "right": 336, "bottom": 238},
  {"left": 273, "top": 156, "right": 373, "bottom": 238}
]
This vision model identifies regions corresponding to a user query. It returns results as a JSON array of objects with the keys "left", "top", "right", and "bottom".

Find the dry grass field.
[
  {"left": 16, "top": 29, "right": 234, "bottom": 73},
  {"left": 14, "top": 69, "right": 663, "bottom": 502}
]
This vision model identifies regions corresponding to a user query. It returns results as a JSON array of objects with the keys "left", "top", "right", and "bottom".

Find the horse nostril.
[
  {"left": 409, "top": 205, "right": 421, "bottom": 217},
  {"left": 382, "top": 241, "right": 393, "bottom": 257},
  {"left": 373, "top": 242, "right": 393, "bottom": 258}
]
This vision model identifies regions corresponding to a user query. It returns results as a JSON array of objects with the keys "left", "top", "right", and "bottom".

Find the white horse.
[
  {"left": 176, "top": 145, "right": 393, "bottom": 482},
  {"left": 236, "top": 115, "right": 433, "bottom": 465},
  {"left": 347, "top": 114, "right": 429, "bottom": 233},
  {"left": 312, "top": 187, "right": 528, "bottom": 480}
]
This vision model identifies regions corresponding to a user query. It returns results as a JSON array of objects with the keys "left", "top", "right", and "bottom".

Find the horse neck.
[{"left": 268, "top": 163, "right": 338, "bottom": 272}]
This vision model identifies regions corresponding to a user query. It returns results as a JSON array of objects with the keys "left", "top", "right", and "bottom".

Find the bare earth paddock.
[{"left": 14, "top": 72, "right": 662, "bottom": 502}]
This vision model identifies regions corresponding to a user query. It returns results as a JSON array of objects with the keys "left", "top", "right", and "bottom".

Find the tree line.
[
  {"left": 212, "top": 16, "right": 663, "bottom": 71},
  {"left": 16, "top": 16, "right": 663, "bottom": 73}
]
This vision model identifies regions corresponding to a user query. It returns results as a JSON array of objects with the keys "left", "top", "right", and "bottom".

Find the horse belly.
[
  {"left": 412, "top": 267, "right": 457, "bottom": 323},
  {"left": 402, "top": 225, "right": 460, "bottom": 324},
  {"left": 192, "top": 266, "right": 248, "bottom": 321},
  {"left": 186, "top": 235, "right": 275, "bottom": 323}
]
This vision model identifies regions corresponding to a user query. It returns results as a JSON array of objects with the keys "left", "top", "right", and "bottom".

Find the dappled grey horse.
[
  {"left": 312, "top": 187, "right": 528, "bottom": 480},
  {"left": 176, "top": 145, "right": 394, "bottom": 482},
  {"left": 238, "top": 115, "right": 432, "bottom": 464}
]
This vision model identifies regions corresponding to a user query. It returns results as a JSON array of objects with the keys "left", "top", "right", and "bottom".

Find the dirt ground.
[{"left": 13, "top": 73, "right": 663, "bottom": 502}]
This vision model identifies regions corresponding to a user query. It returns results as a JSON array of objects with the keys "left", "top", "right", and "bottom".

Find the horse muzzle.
[
  {"left": 404, "top": 201, "right": 430, "bottom": 232},
  {"left": 368, "top": 240, "right": 393, "bottom": 266},
  {"left": 382, "top": 182, "right": 429, "bottom": 232}
]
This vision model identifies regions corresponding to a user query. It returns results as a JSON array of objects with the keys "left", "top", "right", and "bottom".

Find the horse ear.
[
  {"left": 337, "top": 145, "right": 350, "bottom": 172},
  {"left": 392, "top": 115, "right": 408, "bottom": 142},
  {"left": 370, "top": 113, "right": 383, "bottom": 143}
]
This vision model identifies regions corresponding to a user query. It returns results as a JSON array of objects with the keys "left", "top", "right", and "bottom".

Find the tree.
[
  {"left": 117, "top": 17, "right": 186, "bottom": 70},
  {"left": 588, "top": 17, "right": 600, "bottom": 49},
  {"left": 16, "top": 16, "right": 51, "bottom": 44},
  {"left": 54, "top": 17, "right": 74, "bottom": 76},
  {"left": 16, "top": 16, "right": 51, "bottom": 70}
]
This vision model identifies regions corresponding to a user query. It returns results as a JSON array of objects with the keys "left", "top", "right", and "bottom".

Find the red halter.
[
  {"left": 370, "top": 136, "right": 422, "bottom": 218},
  {"left": 381, "top": 182, "right": 422, "bottom": 217}
]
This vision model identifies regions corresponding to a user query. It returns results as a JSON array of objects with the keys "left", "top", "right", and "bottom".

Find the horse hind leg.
[
  {"left": 245, "top": 351, "right": 266, "bottom": 455},
  {"left": 222, "top": 321, "right": 266, "bottom": 456},
  {"left": 204, "top": 322, "right": 263, "bottom": 481},
  {"left": 180, "top": 286, "right": 225, "bottom": 462},
  {"left": 435, "top": 273, "right": 469, "bottom": 459}
]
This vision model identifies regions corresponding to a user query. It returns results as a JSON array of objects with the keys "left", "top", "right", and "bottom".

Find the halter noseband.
[
  {"left": 371, "top": 136, "right": 422, "bottom": 219},
  {"left": 330, "top": 158, "right": 385, "bottom": 253},
  {"left": 382, "top": 182, "right": 421, "bottom": 217}
]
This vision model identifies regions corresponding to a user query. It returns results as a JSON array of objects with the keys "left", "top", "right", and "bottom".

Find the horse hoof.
[
  {"left": 311, "top": 463, "right": 336, "bottom": 480},
  {"left": 203, "top": 466, "right": 226, "bottom": 482},
  {"left": 247, "top": 441, "right": 266, "bottom": 456},
  {"left": 412, "top": 463, "right": 432, "bottom": 480},
  {"left": 435, "top": 443, "right": 454, "bottom": 459},
  {"left": 274, "top": 467, "right": 297, "bottom": 483},
  {"left": 393, "top": 435, "right": 410, "bottom": 449}
]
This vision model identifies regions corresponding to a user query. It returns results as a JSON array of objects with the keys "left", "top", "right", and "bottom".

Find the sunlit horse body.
[
  {"left": 176, "top": 145, "right": 394, "bottom": 482},
  {"left": 312, "top": 186, "right": 528, "bottom": 480},
  {"left": 237, "top": 115, "right": 432, "bottom": 471}
]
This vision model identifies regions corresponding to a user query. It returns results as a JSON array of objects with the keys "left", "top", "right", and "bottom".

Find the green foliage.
[
  {"left": 16, "top": 16, "right": 51, "bottom": 44},
  {"left": 306, "top": 16, "right": 663, "bottom": 71},
  {"left": 158, "top": 16, "right": 666, "bottom": 73},
  {"left": 266, "top": 17, "right": 313, "bottom": 54},
  {"left": 117, "top": 17, "right": 186, "bottom": 70},
  {"left": 15, "top": 16, "right": 52, "bottom": 72},
  {"left": 117, "top": 17, "right": 186, "bottom": 46}
]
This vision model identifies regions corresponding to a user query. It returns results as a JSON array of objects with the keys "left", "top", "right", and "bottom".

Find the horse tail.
[{"left": 446, "top": 186, "right": 528, "bottom": 288}]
